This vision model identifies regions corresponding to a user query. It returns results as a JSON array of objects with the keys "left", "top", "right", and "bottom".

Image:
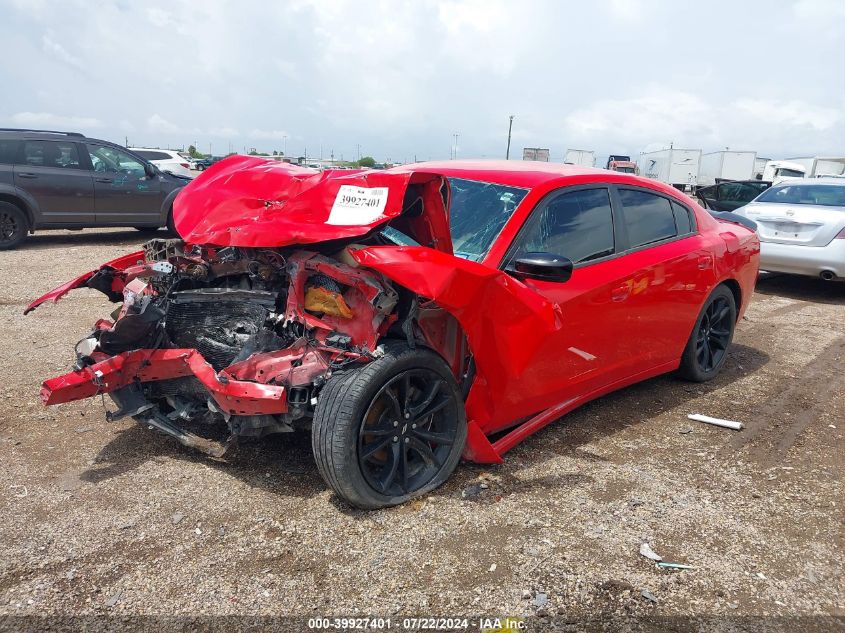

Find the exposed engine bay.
[{"left": 48, "top": 234, "right": 447, "bottom": 457}]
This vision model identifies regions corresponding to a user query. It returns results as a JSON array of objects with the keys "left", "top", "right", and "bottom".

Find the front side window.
[
  {"left": 448, "top": 177, "right": 529, "bottom": 261},
  {"left": 718, "top": 182, "right": 764, "bottom": 203},
  {"left": 86, "top": 144, "right": 146, "bottom": 177},
  {"left": 618, "top": 189, "right": 677, "bottom": 248},
  {"left": 509, "top": 188, "right": 615, "bottom": 266},
  {"left": 21, "top": 141, "right": 82, "bottom": 169},
  {"left": 756, "top": 184, "right": 845, "bottom": 207}
]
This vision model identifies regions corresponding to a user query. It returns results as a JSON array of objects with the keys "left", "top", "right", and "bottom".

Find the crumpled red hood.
[{"left": 173, "top": 156, "right": 451, "bottom": 251}]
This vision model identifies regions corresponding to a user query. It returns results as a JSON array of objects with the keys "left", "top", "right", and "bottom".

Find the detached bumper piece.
[{"left": 42, "top": 348, "right": 288, "bottom": 415}]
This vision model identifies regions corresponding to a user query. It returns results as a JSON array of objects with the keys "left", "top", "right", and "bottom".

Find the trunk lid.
[{"left": 741, "top": 201, "right": 845, "bottom": 246}]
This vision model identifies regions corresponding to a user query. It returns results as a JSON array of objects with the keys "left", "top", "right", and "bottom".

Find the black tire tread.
[
  {"left": 311, "top": 341, "right": 466, "bottom": 509},
  {"left": 0, "top": 201, "right": 29, "bottom": 251},
  {"left": 678, "top": 284, "right": 736, "bottom": 382}
]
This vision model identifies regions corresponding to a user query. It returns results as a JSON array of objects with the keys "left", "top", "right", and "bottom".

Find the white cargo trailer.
[
  {"left": 638, "top": 149, "right": 702, "bottom": 190},
  {"left": 785, "top": 156, "right": 845, "bottom": 178},
  {"left": 563, "top": 149, "right": 595, "bottom": 167},
  {"left": 753, "top": 157, "right": 770, "bottom": 180},
  {"left": 698, "top": 151, "right": 757, "bottom": 186},
  {"left": 522, "top": 147, "right": 550, "bottom": 162}
]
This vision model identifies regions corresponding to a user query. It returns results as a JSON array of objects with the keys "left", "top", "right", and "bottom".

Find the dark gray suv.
[{"left": 0, "top": 129, "right": 191, "bottom": 250}]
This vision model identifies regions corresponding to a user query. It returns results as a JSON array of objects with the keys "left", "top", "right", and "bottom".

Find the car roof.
[
  {"left": 391, "top": 159, "right": 610, "bottom": 188},
  {"left": 390, "top": 159, "right": 692, "bottom": 201},
  {"left": 0, "top": 128, "right": 124, "bottom": 149},
  {"left": 130, "top": 147, "right": 179, "bottom": 155}
]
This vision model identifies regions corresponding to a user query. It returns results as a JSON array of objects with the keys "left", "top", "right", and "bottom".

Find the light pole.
[
  {"left": 506, "top": 115, "right": 515, "bottom": 160},
  {"left": 283, "top": 135, "right": 287, "bottom": 157},
  {"left": 452, "top": 133, "right": 460, "bottom": 160}
]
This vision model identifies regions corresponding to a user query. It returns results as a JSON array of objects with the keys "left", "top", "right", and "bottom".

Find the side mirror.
[
  {"left": 144, "top": 163, "right": 157, "bottom": 178},
  {"left": 511, "top": 252, "right": 574, "bottom": 283}
]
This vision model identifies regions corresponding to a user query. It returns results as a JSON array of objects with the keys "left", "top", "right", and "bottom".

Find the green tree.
[
  {"left": 357, "top": 156, "right": 376, "bottom": 168},
  {"left": 187, "top": 144, "right": 200, "bottom": 158}
]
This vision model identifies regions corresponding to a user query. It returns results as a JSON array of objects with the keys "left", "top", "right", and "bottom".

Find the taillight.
[
  {"left": 180, "top": 162, "right": 190, "bottom": 169},
  {"left": 836, "top": 227, "right": 845, "bottom": 239}
]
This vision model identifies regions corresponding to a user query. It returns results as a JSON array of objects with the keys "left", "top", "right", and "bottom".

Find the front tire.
[
  {"left": 0, "top": 202, "right": 28, "bottom": 250},
  {"left": 678, "top": 284, "right": 736, "bottom": 382},
  {"left": 311, "top": 342, "right": 467, "bottom": 509}
]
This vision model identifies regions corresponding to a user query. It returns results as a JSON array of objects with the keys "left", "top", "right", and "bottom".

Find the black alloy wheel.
[
  {"left": 311, "top": 342, "right": 467, "bottom": 509},
  {"left": 696, "top": 295, "right": 732, "bottom": 372},
  {"left": 357, "top": 368, "right": 459, "bottom": 496},
  {"left": 678, "top": 284, "right": 737, "bottom": 382},
  {"left": 0, "top": 202, "right": 28, "bottom": 250}
]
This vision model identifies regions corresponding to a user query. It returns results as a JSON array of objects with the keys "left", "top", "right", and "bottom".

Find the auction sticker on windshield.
[{"left": 327, "top": 185, "right": 389, "bottom": 225}]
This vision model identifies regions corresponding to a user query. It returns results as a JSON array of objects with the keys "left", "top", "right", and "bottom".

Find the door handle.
[
  {"left": 17, "top": 172, "right": 37, "bottom": 178},
  {"left": 611, "top": 285, "right": 630, "bottom": 302},
  {"left": 95, "top": 178, "right": 113, "bottom": 183}
]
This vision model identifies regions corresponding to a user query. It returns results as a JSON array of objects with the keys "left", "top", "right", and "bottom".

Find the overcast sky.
[{"left": 1, "top": 0, "right": 843, "bottom": 163}]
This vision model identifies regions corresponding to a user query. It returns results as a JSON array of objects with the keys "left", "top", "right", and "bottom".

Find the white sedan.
[
  {"left": 736, "top": 178, "right": 845, "bottom": 280},
  {"left": 130, "top": 148, "right": 193, "bottom": 178}
]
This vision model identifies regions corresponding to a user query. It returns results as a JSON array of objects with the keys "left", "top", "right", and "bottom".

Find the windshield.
[
  {"left": 776, "top": 168, "right": 805, "bottom": 178},
  {"left": 756, "top": 183, "right": 845, "bottom": 207},
  {"left": 447, "top": 177, "right": 529, "bottom": 261}
]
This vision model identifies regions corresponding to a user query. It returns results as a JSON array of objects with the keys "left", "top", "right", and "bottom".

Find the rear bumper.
[
  {"left": 759, "top": 239, "right": 845, "bottom": 278},
  {"left": 42, "top": 348, "right": 288, "bottom": 415}
]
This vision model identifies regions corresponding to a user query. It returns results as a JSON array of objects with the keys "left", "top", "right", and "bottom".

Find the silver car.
[{"left": 736, "top": 178, "right": 845, "bottom": 280}]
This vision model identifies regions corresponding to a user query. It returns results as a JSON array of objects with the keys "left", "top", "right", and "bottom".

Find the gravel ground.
[{"left": 0, "top": 229, "right": 843, "bottom": 631}]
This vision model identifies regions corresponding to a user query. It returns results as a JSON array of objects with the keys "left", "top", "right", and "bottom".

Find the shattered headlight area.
[{"left": 46, "top": 237, "right": 399, "bottom": 457}]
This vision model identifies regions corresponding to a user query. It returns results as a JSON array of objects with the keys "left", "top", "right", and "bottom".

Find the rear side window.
[
  {"left": 0, "top": 140, "right": 19, "bottom": 164},
  {"left": 510, "top": 188, "right": 615, "bottom": 265},
  {"left": 671, "top": 201, "right": 694, "bottom": 235},
  {"left": 135, "top": 150, "right": 171, "bottom": 161},
  {"left": 619, "top": 189, "right": 677, "bottom": 248},
  {"left": 21, "top": 141, "right": 82, "bottom": 169}
]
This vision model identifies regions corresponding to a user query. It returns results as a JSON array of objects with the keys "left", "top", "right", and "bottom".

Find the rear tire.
[
  {"left": 0, "top": 202, "right": 28, "bottom": 251},
  {"left": 678, "top": 284, "right": 736, "bottom": 382},
  {"left": 311, "top": 341, "right": 467, "bottom": 509},
  {"left": 165, "top": 208, "right": 178, "bottom": 236}
]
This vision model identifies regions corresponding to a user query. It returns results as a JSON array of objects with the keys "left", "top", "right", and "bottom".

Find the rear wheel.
[
  {"left": 678, "top": 285, "right": 736, "bottom": 382},
  {"left": 0, "top": 202, "right": 28, "bottom": 250},
  {"left": 311, "top": 342, "right": 467, "bottom": 509},
  {"left": 166, "top": 208, "right": 177, "bottom": 236}
]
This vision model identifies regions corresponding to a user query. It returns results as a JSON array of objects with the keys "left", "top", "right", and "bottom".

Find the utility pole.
[
  {"left": 452, "top": 133, "right": 460, "bottom": 160},
  {"left": 506, "top": 115, "right": 515, "bottom": 160},
  {"left": 357, "top": 144, "right": 361, "bottom": 162},
  {"left": 283, "top": 135, "right": 287, "bottom": 157}
]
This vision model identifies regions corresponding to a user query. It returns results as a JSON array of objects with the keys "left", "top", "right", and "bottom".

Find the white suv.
[{"left": 130, "top": 148, "right": 193, "bottom": 178}]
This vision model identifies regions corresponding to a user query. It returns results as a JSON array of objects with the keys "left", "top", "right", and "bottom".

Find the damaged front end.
[{"left": 36, "top": 237, "right": 402, "bottom": 456}]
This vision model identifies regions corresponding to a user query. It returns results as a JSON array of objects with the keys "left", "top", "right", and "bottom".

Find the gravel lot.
[{"left": 0, "top": 229, "right": 843, "bottom": 631}]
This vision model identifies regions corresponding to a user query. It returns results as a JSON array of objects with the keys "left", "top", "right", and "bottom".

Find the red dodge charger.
[{"left": 27, "top": 158, "right": 759, "bottom": 508}]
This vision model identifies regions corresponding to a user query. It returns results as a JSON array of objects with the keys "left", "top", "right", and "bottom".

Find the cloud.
[
  {"left": 564, "top": 87, "right": 845, "bottom": 155},
  {"left": 1, "top": 1, "right": 843, "bottom": 160},
  {"left": 208, "top": 127, "right": 240, "bottom": 139},
  {"left": 604, "top": 0, "right": 643, "bottom": 21},
  {"left": 41, "top": 32, "right": 82, "bottom": 69},
  {"left": 248, "top": 129, "right": 290, "bottom": 141},
  {"left": 8, "top": 111, "right": 102, "bottom": 129},
  {"left": 146, "top": 114, "right": 181, "bottom": 134}
]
